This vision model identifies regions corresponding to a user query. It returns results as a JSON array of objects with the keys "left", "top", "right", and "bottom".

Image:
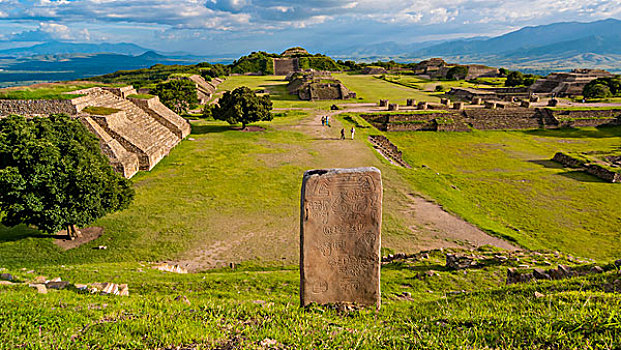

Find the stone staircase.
[{"left": 74, "top": 87, "right": 184, "bottom": 173}]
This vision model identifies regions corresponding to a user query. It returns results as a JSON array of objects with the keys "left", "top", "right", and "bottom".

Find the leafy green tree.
[
  {"left": 202, "top": 104, "right": 213, "bottom": 119},
  {"left": 213, "top": 86, "right": 273, "bottom": 129},
  {"left": 505, "top": 71, "right": 524, "bottom": 87},
  {"left": 583, "top": 77, "right": 621, "bottom": 98},
  {"left": 446, "top": 66, "right": 469, "bottom": 80},
  {"left": 0, "top": 114, "right": 134, "bottom": 239},
  {"left": 499, "top": 68, "right": 509, "bottom": 77},
  {"left": 584, "top": 83, "right": 613, "bottom": 99},
  {"left": 151, "top": 80, "right": 198, "bottom": 114}
]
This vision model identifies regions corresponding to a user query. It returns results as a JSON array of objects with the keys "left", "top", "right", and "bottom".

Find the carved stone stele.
[{"left": 300, "top": 167, "right": 382, "bottom": 309}]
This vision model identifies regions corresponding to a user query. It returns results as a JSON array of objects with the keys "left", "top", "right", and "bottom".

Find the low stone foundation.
[
  {"left": 553, "top": 152, "right": 621, "bottom": 183},
  {"left": 368, "top": 135, "right": 411, "bottom": 168}
]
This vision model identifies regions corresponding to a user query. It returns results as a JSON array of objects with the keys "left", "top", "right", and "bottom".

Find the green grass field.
[
  {"left": 1, "top": 249, "right": 619, "bottom": 349},
  {"left": 387, "top": 127, "right": 621, "bottom": 258},
  {"left": 1, "top": 74, "right": 620, "bottom": 349}
]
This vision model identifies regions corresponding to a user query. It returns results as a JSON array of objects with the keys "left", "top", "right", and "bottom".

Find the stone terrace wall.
[
  {"left": 462, "top": 108, "right": 542, "bottom": 130},
  {"left": 0, "top": 99, "right": 78, "bottom": 116},
  {"left": 552, "top": 109, "right": 621, "bottom": 128}
]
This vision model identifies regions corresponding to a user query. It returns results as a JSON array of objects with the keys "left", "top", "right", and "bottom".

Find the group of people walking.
[{"left": 321, "top": 115, "right": 355, "bottom": 140}]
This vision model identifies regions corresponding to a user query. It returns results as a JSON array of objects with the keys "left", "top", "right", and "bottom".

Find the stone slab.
[{"left": 300, "top": 167, "right": 382, "bottom": 309}]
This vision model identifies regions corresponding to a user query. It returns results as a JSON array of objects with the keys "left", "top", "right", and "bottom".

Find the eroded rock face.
[{"left": 300, "top": 168, "right": 382, "bottom": 309}]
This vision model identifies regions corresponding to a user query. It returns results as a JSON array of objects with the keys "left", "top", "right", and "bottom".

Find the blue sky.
[{"left": 0, "top": 0, "right": 619, "bottom": 55}]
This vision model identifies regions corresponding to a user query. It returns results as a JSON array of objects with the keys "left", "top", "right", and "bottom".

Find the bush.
[{"left": 435, "top": 85, "right": 445, "bottom": 92}]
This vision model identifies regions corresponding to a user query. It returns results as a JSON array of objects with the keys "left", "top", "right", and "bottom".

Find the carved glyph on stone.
[{"left": 300, "top": 167, "right": 382, "bottom": 309}]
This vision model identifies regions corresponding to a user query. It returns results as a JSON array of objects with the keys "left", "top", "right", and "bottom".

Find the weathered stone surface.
[
  {"left": 300, "top": 168, "right": 382, "bottom": 309},
  {"left": 29, "top": 284, "right": 47, "bottom": 294},
  {"left": 46, "top": 281, "right": 70, "bottom": 290}
]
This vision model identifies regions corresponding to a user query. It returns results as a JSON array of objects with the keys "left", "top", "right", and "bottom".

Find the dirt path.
[
  {"left": 171, "top": 106, "right": 518, "bottom": 271},
  {"left": 402, "top": 194, "right": 518, "bottom": 251}
]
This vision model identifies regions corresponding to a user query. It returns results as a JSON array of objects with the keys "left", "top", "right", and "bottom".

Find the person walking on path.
[
  {"left": 321, "top": 116, "right": 325, "bottom": 126},
  {"left": 350, "top": 126, "right": 355, "bottom": 140},
  {"left": 340, "top": 128, "right": 345, "bottom": 140},
  {"left": 326, "top": 116, "right": 330, "bottom": 127}
]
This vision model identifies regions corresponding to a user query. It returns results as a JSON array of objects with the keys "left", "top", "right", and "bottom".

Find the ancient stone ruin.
[
  {"left": 553, "top": 152, "right": 621, "bottom": 183},
  {"left": 368, "top": 135, "right": 411, "bottom": 168},
  {"left": 287, "top": 71, "right": 356, "bottom": 101},
  {"left": 411, "top": 58, "right": 499, "bottom": 80},
  {"left": 529, "top": 69, "right": 615, "bottom": 97},
  {"left": 0, "top": 85, "right": 191, "bottom": 178},
  {"left": 300, "top": 168, "right": 382, "bottom": 309},
  {"left": 361, "top": 108, "right": 621, "bottom": 133}
]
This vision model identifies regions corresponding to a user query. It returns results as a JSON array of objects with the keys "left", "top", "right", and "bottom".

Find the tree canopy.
[
  {"left": 583, "top": 77, "right": 621, "bottom": 99},
  {"left": 213, "top": 86, "right": 273, "bottom": 129},
  {"left": 447, "top": 66, "right": 469, "bottom": 80},
  {"left": 151, "top": 79, "right": 198, "bottom": 114},
  {"left": 505, "top": 71, "right": 539, "bottom": 87},
  {"left": 0, "top": 114, "right": 134, "bottom": 237}
]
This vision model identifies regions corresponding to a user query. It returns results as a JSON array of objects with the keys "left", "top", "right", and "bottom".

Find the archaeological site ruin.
[{"left": 0, "top": 85, "right": 191, "bottom": 178}]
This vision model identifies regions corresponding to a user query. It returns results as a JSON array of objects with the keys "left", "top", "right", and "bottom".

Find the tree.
[
  {"left": 583, "top": 83, "right": 613, "bottom": 99},
  {"left": 151, "top": 79, "right": 198, "bottom": 114},
  {"left": 522, "top": 74, "right": 539, "bottom": 87},
  {"left": 505, "top": 71, "right": 524, "bottom": 87},
  {"left": 0, "top": 114, "right": 134, "bottom": 239},
  {"left": 499, "top": 68, "right": 509, "bottom": 77},
  {"left": 213, "top": 87, "right": 273, "bottom": 129},
  {"left": 446, "top": 66, "right": 469, "bottom": 80},
  {"left": 583, "top": 77, "right": 621, "bottom": 98}
]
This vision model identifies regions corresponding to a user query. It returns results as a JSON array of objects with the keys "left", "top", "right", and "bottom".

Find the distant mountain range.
[
  {"left": 331, "top": 18, "right": 621, "bottom": 74},
  {"left": 0, "top": 18, "right": 619, "bottom": 87},
  {"left": 0, "top": 50, "right": 208, "bottom": 88},
  {"left": 0, "top": 41, "right": 153, "bottom": 57}
]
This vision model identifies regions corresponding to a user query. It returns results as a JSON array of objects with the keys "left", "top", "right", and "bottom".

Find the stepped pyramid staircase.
[{"left": 72, "top": 86, "right": 191, "bottom": 178}]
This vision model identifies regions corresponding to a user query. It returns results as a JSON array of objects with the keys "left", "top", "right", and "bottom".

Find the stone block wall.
[
  {"left": 0, "top": 99, "right": 78, "bottom": 116},
  {"left": 273, "top": 58, "right": 299, "bottom": 75},
  {"left": 463, "top": 108, "right": 541, "bottom": 130}
]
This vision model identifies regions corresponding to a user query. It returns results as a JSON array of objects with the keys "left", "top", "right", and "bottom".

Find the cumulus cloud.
[
  {"left": 0, "top": 0, "right": 618, "bottom": 31},
  {"left": 0, "top": 0, "right": 618, "bottom": 51},
  {"left": 2, "top": 22, "right": 91, "bottom": 41}
]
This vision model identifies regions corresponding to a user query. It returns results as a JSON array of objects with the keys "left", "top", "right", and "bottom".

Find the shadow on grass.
[
  {"left": 556, "top": 170, "right": 604, "bottom": 183},
  {"left": 190, "top": 124, "right": 233, "bottom": 135},
  {"left": 0, "top": 224, "right": 51, "bottom": 243},
  {"left": 522, "top": 126, "right": 621, "bottom": 139},
  {"left": 527, "top": 159, "right": 565, "bottom": 169}
]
